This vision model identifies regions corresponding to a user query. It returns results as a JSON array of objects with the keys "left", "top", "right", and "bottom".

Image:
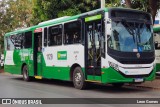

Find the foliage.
[
  {"left": 32, "top": 0, "right": 160, "bottom": 24},
  {"left": 32, "top": 0, "right": 100, "bottom": 24},
  {"left": 0, "top": 0, "right": 34, "bottom": 53}
]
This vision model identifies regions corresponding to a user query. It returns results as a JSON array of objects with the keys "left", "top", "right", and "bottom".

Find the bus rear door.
[{"left": 34, "top": 28, "right": 43, "bottom": 77}]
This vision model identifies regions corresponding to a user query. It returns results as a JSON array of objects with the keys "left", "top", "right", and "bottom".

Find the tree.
[
  {"left": 124, "top": 0, "right": 160, "bottom": 23},
  {"left": 7, "top": 0, "right": 34, "bottom": 28},
  {"left": 0, "top": 0, "right": 7, "bottom": 53},
  {"left": 32, "top": 0, "right": 160, "bottom": 24},
  {"left": 32, "top": 0, "right": 100, "bottom": 24},
  {"left": 0, "top": 0, "right": 34, "bottom": 53},
  {"left": 0, "top": 0, "right": 34, "bottom": 34}
]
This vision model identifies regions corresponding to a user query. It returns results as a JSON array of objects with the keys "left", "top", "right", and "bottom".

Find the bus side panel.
[
  {"left": 41, "top": 45, "right": 84, "bottom": 81},
  {"left": 4, "top": 50, "right": 19, "bottom": 74},
  {"left": 4, "top": 49, "right": 34, "bottom": 76},
  {"left": 21, "top": 49, "right": 34, "bottom": 76},
  {"left": 13, "top": 50, "right": 22, "bottom": 74}
]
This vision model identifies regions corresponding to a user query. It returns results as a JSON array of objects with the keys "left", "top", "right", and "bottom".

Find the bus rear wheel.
[
  {"left": 73, "top": 67, "right": 86, "bottom": 90},
  {"left": 22, "top": 65, "right": 30, "bottom": 81}
]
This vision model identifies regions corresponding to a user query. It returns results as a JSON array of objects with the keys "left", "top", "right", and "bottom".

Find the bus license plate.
[{"left": 134, "top": 78, "right": 144, "bottom": 82}]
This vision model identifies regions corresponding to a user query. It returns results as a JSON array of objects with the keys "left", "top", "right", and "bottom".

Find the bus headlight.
[{"left": 108, "top": 61, "right": 119, "bottom": 71}]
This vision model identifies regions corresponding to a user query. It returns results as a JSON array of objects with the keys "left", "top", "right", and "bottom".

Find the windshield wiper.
[
  {"left": 136, "top": 23, "right": 146, "bottom": 46},
  {"left": 122, "top": 20, "right": 136, "bottom": 43}
]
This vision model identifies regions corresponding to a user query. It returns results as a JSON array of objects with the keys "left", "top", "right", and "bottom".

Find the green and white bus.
[
  {"left": 4, "top": 8, "right": 156, "bottom": 89},
  {"left": 154, "top": 25, "right": 160, "bottom": 75}
]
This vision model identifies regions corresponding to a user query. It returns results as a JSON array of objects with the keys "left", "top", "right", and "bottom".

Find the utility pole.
[{"left": 101, "top": 0, "right": 105, "bottom": 8}]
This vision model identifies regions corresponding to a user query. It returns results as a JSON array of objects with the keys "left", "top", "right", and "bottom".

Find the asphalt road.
[{"left": 0, "top": 73, "right": 160, "bottom": 107}]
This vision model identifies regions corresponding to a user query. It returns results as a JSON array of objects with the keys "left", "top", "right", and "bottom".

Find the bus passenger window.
[
  {"left": 64, "top": 20, "right": 81, "bottom": 44},
  {"left": 6, "top": 37, "right": 15, "bottom": 51},
  {"left": 24, "top": 31, "right": 32, "bottom": 48},
  {"left": 14, "top": 33, "right": 24, "bottom": 49},
  {"left": 48, "top": 25, "right": 62, "bottom": 46}
]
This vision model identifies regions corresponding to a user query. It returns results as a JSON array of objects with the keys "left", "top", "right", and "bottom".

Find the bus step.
[{"left": 35, "top": 76, "right": 42, "bottom": 79}]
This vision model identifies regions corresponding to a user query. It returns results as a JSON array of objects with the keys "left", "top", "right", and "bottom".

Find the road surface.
[{"left": 0, "top": 73, "right": 160, "bottom": 107}]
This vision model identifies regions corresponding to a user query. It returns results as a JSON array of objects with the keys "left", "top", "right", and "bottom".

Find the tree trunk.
[
  {"left": 125, "top": 0, "right": 132, "bottom": 8},
  {"left": 149, "top": 0, "right": 159, "bottom": 23}
]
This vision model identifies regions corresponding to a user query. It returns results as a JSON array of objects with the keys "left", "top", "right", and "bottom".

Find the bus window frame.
[
  {"left": 14, "top": 33, "right": 24, "bottom": 50},
  {"left": 63, "top": 20, "right": 82, "bottom": 45},
  {"left": 47, "top": 24, "right": 63, "bottom": 47},
  {"left": 23, "top": 31, "right": 33, "bottom": 49}
]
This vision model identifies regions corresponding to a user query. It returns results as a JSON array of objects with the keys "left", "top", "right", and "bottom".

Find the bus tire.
[
  {"left": 22, "top": 65, "right": 30, "bottom": 81},
  {"left": 73, "top": 67, "right": 86, "bottom": 90},
  {"left": 112, "top": 83, "right": 124, "bottom": 88}
]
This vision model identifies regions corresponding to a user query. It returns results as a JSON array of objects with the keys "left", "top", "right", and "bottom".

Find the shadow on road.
[
  {"left": 10, "top": 76, "right": 150, "bottom": 94},
  {"left": 156, "top": 76, "right": 160, "bottom": 79}
]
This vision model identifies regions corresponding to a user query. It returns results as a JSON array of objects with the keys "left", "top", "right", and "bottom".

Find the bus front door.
[
  {"left": 85, "top": 18, "right": 103, "bottom": 81},
  {"left": 34, "top": 32, "right": 42, "bottom": 77}
]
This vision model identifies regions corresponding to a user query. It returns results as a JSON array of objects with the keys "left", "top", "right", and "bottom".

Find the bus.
[
  {"left": 153, "top": 25, "right": 160, "bottom": 75},
  {"left": 4, "top": 8, "right": 156, "bottom": 89}
]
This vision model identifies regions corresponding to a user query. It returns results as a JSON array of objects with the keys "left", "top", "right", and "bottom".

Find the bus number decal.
[
  {"left": 47, "top": 54, "right": 53, "bottom": 60},
  {"left": 143, "top": 45, "right": 151, "bottom": 51}
]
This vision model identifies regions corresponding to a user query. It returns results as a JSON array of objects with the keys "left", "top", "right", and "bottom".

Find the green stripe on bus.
[
  {"left": 85, "top": 15, "right": 102, "bottom": 22},
  {"left": 153, "top": 26, "right": 160, "bottom": 32}
]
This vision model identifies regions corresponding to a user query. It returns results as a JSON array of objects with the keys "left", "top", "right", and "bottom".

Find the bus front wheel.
[
  {"left": 22, "top": 65, "right": 30, "bottom": 81},
  {"left": 73, "top": 67, "right": 86, "bottom": 90}
]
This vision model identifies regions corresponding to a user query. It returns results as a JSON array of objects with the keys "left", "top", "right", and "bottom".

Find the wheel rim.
[{"left": 74, "top": 71, "right": 82, "bottom": 86}]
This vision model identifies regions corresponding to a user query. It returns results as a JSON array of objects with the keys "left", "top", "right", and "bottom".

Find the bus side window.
[
  {"left": 48, "top": 25, "right": 62, "bottom": 46},
  {"left": 21, "top": 33, "right": 25, "bottom": 49},
  {"left": 24, "top": 31, "right": 32, "bottom": 49},
  {"left": 14, "top": 33, "right": 23, "bottom": 50},
  {"left": 6, "top": 36, "right": 14, "bottom": 51},
  {"left": 64, "top": 20, "right": 81, "bottom": 44},
  {"left": 4, "top": 37, "right": 7, "bottom": 50}
]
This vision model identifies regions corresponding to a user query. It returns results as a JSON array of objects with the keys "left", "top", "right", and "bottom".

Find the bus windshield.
[{"left": 108, "top": 21, "right": 154, "bottom": 52}]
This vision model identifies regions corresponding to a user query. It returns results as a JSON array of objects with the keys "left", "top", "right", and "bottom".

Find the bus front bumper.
[{"left": 101, "top": 67, "right": 156, "bottom": 84}]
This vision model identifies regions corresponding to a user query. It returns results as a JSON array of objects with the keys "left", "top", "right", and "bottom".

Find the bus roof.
[
  {"left": 5, "top": 25, "right": 38, "bottom": 37},
  {"left": 4, "top": 8, "right": 109, "bottom": 37},
  {"left": 4, "top": 7, "right": 148, "bottom": 37}
]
